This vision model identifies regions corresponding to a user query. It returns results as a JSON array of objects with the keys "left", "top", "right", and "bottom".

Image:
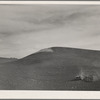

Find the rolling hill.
[
  {"left": 0, "top": 57, "right": 17, "bottom": 64},
  {"left": 0, "top": 47, "right": 100, "bottom": 90}
]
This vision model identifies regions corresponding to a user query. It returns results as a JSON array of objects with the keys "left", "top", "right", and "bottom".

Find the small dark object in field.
[
  {"left": 71, "top": 76, "right": 81, "bottom": 81},
  {"left": 71, "top": 75, "right": 94, "bottom": 82},
  {"left": 83, "top": 75, "right": 93, "bottom": 82}
]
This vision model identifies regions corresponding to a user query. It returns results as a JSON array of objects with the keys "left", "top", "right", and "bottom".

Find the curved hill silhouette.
[{"left": 0, "top": 47, "right": 100, "bottom": 90}]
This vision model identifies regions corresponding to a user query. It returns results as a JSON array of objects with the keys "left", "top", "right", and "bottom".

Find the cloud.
[{"left": 0, "top": 5, "right": 100, "bottom": 58}]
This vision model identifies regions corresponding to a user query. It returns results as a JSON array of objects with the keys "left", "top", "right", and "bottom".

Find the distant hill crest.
[{"left": 38, "top": 48, "right": 54, "bottom": 53}]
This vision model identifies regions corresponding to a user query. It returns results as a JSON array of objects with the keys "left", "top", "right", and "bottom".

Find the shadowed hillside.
[
  {"left": 0, "top": 47, "right": 100, "bottom": 90},
  {"left": 0, "top": 57, "right": 17, "bottom": 64}
]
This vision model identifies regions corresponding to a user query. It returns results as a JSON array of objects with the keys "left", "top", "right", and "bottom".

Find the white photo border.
[{"left": 0, "top": 1, "right": 100, "bottom": 4}]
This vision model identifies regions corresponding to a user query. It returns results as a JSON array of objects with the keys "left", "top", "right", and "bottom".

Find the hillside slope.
[
  {"left": 0, "top": 47, "right": 100, "bottom": 90},
  {"left": 0, "top": 57, "right": 17, "bottom": 64}
]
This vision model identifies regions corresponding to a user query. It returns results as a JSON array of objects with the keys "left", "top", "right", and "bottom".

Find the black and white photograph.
[{"left": 1, "top": 3, "right": 100, "bottom": 90}]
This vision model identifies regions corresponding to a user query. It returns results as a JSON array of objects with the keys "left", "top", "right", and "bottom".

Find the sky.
[{"left": 0, "top": 5, "right": 100, "bottom": 58}]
